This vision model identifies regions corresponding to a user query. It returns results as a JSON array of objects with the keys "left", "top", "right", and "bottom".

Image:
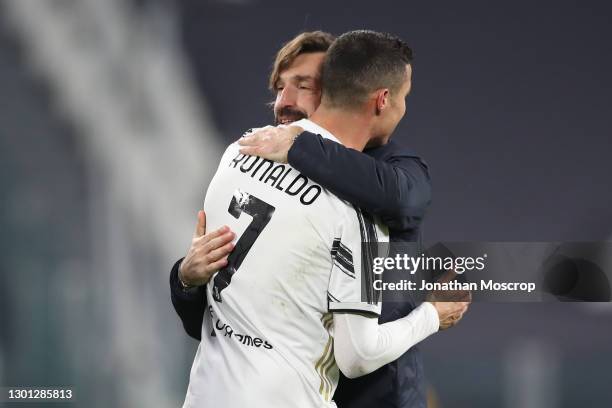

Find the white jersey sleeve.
[
  {"left": 327, "top": 206, "right": 388, "bottom": 316},
  {"left": 332, "top": 303, "right": 439, "bottom": 378}
]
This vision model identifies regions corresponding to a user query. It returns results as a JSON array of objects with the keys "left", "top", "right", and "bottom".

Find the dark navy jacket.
[{"left": 170, "top": 131, "right": 432, "bottom": 408}]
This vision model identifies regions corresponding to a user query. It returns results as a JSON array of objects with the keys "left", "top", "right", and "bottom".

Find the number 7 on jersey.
[{"left": 212, "top": 190, "right": 275, "bottom": 302}]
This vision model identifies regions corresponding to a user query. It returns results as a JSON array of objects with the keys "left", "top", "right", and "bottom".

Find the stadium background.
[{"left": 1, "top": 0, "right": 611, "bottom": 406}]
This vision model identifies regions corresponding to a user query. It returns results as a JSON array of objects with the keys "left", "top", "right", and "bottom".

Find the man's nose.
[{"left": 277, "top": 85, "right": 298, "bottom": 108}]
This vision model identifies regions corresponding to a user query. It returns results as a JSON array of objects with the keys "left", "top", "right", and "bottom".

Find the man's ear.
[{"left": 375, "top": 89, "right": 390, "bottom": 115}]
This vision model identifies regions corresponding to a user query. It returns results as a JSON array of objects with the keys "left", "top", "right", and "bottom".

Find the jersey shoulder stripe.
[
  {"left": 353, "top": 206, "right": 380, "bottom": 306},
  {"left": 331, "top": 238, "right": 355, "bottom": 279}
]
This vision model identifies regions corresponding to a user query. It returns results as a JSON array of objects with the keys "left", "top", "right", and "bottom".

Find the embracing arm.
[
  {"left": 333, "top": 303, "right": 438, "bottom": 378},
  {"left": 238, "top": 126, "right": 431, "bottom": 230},
  {"left": 169, "top": 211, "right": 235, "bottom": 341},
  {"left": 327, "top": 206, "right": 467, "bottom": 379},
  {"left": 333, "top": 298, "right": 472, "bottom": 378},
  {"left": 170, "top": 258, "right": 206, "bottom": 340},
  {"left": 289, "top": 132, "right": 431, "bottom": 230},
  {"left": 238, "top": 127, "right": 431, "bottom": 231}
]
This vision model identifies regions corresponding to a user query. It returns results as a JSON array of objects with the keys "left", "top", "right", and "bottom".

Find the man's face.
[
  {"left": 373, "top": 64, "right": 413, "bottom": 142},
  {"left": 273, "top": 52, "right": 326, "bottom": 125}
]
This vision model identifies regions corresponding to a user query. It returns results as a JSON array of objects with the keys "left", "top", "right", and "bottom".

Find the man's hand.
[
  {"left": 426, "top": 270, "right": 472, "bottom": 330},
  {"left": 179, "top": 210, "right": 235, "bottom": 287},
  {"left": 428, "top": 300, "right": 470, "bottom": 330},
  {"left": 238, "top": 125, "right": 304, "bottom": 163}
]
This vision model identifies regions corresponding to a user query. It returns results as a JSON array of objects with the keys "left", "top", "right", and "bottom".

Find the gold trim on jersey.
[{"left": 316, "top": 313, "right": 336, "bottom": 401}]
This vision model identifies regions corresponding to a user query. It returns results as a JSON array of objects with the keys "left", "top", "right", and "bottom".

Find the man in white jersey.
[{"left": 183, "top": 30, "right": 468, "bottom": 408}]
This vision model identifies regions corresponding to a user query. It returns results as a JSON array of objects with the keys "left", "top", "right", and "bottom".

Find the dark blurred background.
[{"left": 1, "top": 0, "right": 611, "bottom": 406}]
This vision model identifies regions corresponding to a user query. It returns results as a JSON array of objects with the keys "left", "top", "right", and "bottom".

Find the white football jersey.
[{"left": 183, "top": 119, "right": 389, "bottom": 408}]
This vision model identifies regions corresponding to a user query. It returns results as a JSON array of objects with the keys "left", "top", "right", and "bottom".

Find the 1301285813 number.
[{"left": 212, "top": 190, "right": 275, "bottom": 302}]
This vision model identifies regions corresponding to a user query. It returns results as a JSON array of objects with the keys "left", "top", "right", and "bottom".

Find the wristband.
[{"left": 177, "top": 260, "right": 197, "bottom": 291}]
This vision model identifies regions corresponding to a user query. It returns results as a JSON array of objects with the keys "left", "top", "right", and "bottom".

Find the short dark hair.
[
  {"left": 320, "top": 30, "right": 413, "bottom": 108},
  {"left": 269, "top": 31, "right": 336, "bottom": 91}
]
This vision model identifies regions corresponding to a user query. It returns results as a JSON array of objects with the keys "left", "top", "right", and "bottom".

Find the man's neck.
[{"left": 308, "top": 106, "right": 372, "bottom": 151}]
